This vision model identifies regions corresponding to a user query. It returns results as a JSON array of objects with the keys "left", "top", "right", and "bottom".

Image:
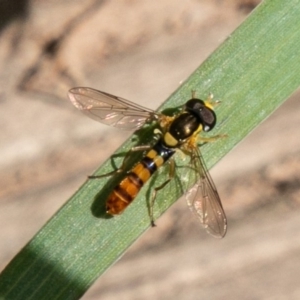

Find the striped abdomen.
[{"left": 106, "top": 140, "right": 175, "bottom": 215}]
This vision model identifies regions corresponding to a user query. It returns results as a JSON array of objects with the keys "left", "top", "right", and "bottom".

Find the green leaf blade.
[{"left": 1, "top": 0, "right": 300, "bottom": 299}]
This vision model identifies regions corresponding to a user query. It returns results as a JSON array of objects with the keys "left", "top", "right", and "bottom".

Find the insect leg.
[
  {"left": 202, "top": 93, "right": 222, "bottom": 109},
  {"left": 88, "top": 145, "right": 152, "bottom": 179},
  {"left": 192, "top": 90, "right": 220, "bottom": 108},
  {"left": 192, "top": 90, "right": 197, "bottom": 99},
  {"left": 197, "top": 134, "right": 227, "bottom": 144},
  {"left": 149, "top": 157, "right": 176, "bottom": 227}
]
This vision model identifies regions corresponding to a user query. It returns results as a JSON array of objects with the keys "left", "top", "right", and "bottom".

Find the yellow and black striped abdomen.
[{"left": 106, "top": 140, "right": 175, "bottom": 215}]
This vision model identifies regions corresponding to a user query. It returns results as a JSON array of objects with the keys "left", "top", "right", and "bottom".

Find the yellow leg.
[
  {"left": 192, "top": 90, "right": 197, "bottom": 99},
  {"left": 205, "top": 93, "right": 222, "bottom": 109},
  {"left": 191, "top": 90, "right": 220, "bottom": 108},
  {"left": 149, "top": 158, "right": 176, "bottom": 226}
]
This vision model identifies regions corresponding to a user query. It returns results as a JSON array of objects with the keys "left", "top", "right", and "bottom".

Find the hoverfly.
[{"left": 68, "top": 87, "right": 227, "bottom": 238}]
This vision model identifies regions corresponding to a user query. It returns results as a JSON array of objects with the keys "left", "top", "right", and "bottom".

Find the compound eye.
[
  {"left": 185, "top": 99, "right": 205, "bottom": 111},
  {"left": 185, "top": 99, "right": 216, "bottom": 132},
  {"left": 200, "top": 106, "right": 216, "bottom": 132}
]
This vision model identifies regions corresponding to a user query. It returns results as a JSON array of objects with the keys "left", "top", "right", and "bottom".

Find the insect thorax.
[
  {"left": 162, "top": 98, "right": 216, "bottom": 148},
  {"left": 163, "top": 113, "right": 201, "bottom": 148}
]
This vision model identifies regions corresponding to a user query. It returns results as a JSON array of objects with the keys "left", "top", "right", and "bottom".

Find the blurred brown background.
[{"left": 1, "top": 0, "right": 300, "bottom": 299}]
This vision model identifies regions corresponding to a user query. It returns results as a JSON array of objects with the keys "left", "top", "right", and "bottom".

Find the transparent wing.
[
  {"left": 185, "top": 146, "right": 227, "bottom": 238},
  {"left": 68, "top": 87, "right": 159, "bottom": 130}
]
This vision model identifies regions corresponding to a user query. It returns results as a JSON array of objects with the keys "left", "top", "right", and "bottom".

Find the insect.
[{"left": 68, "top": 87, "right": 227, "bottom": 238}]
